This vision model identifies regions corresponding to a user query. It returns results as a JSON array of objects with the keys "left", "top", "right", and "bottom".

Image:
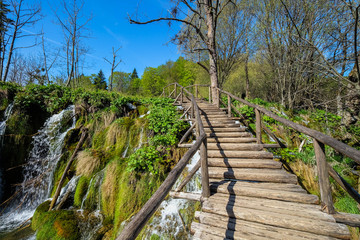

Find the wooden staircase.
[{"left": 187, "top": 100, "right": 351, "bottom": 240}]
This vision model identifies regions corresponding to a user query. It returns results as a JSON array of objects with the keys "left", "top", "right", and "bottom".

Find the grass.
[
  {"left": 76, "top": 150, "right": 100, "bottom": 177},
  {"left": 334, "top": 195, "right": 360, "bottom": 214}
]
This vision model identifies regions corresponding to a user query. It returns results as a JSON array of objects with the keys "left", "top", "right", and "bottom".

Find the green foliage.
[
  {"left": 310, "top": 109, "right": 341, "bottom": 129},
  {"left": 126, "top": 97, "right": 187, "bottom": 174},
  {"left": 112, "top": 71, "right": 131, "bottom": 92},
  {"left": 110, "top": 96, "right": 135, "bottom": 116},
  {"left": 141, "top": 67, "right": 166, "bottom": 96},
  {"left": 334, "top": 195, "right": 360, "bottom": 214},
  {"left": 127, "top": 146, "right": 163, "bottom": 175}
]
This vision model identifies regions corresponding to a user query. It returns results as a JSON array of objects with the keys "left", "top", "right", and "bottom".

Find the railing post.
[
  {"left": 227, "top": 94, "right": 231, "bottom": 118},
  {"left": 216, "top": 88, "right": 220, "bottom": 108},
  {"left": 209, "top": 86, "right": 211, "bottom": 103},
  {"left": 181, "top": 87, "right": 184, "bottom": 103},
  {"left": 195, "top": 85, "right": 198, "bottom": 98},
  {"left": 191, "top": 101, "right": 195, "bottom": 119},
  {"left": 313, "top": 139, "right": 335, "bottom": 214},
  {"left": 255, "top": 109, "right": 262, "bottom": 144},
  {"left": 174, "top": 84, "right": 177, "bottom": 98},
  {"left": 201, "top": 137, "right": 210, "bottom": 198}
]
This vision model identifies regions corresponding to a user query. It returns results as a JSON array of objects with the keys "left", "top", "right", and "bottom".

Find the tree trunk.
[{"left": 204, "top": 2, "right": 219, "bottom": 107}]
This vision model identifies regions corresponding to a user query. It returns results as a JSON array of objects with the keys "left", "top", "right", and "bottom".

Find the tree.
[
  {"left": 141, "top": 67, "right": 165, "bottom": 96},
  {"left": 53, "top": 0, "right": 92, "bottom": 87},
  {"left": 130, "top": 68, "right": 138, "bottom": 80},
  {"left": 0, "top": 1, "right": 12, "bottom": 80},
  {"left": 130, "top": 0, "right": 235, "bottom": 105},
  {"left": 112, "top": 71, "right": 130, "bottom": 92},
  {"left": 104, "top": 46, "right": 122, "bottom": 91},
  {"left": 2, "top": 0, "right": 41, "bottom": 82},
  {"left": 93, "top": 70, "right": 107, "bottom": 90}
]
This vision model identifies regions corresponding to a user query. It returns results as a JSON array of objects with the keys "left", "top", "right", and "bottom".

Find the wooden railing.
[
  {"left": 179, "top": 84, "right": 360, "bottom": 224},
  {"left": 117, "top": 83, "right": 209, "bottom": 240}
]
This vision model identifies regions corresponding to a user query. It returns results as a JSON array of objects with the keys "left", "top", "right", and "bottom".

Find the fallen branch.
[{"left": 49, "top": 128, "right": 88, "bottom": 211}]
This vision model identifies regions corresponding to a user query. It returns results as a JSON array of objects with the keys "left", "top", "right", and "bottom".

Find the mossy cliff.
[{"left": 0, "top": 83, "right": 189, "bottom": 239}]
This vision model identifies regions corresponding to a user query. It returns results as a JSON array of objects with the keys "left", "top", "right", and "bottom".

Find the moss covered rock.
[{"left": 32, "top": 201, "right": 80, "bottom": 240}]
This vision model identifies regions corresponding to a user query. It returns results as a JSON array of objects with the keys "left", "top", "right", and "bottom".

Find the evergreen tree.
[
  {"left": 93, "top": 70, "right": 107, "bottom": 90},
  {"left": 130, "top": 68, "right": 139, "bottom": 80}
]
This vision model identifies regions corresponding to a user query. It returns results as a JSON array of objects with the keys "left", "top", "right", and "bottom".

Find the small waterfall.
[
  {"left": 0, "top": 105, "right": 76, "bottom": 233},
  {"left": 0, "top": 102, "right": 14, "bottom": 136},
  {"left": 142, "top": 151, "right": 201, "bottom": 239},
  {"left": 77, "top": 170, "right": 105, "bottom": 240}
]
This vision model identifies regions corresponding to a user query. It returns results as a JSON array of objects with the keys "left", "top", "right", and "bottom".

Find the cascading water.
[
  {"left": 0, "top": 105, "right": 76, "bottom": 233},
  {"left": 141, "top": 151, "right": 201, "bottom": 239},
  {"left": 0, "top": 102, "right": 14, "bottom": 203}
]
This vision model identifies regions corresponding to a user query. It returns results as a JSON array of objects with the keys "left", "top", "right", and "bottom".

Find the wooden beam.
[
  {"left": 227, "top": 94, "right": 231, "bottom": 118},
  {"left": 175, "top": 160, "right": 200, "bottom": 192},
  {"left": 255, "top": 109, "right": 262, "bottom": 144},
  {"left": 179, "top": 122, "right": 196, "bottom": 144},
  {"left": 170, "top": 191, "right": 202, "bottom": 201},
  {"left": 201, "top": 137, "right": 210, "bottom": 198},
  {"left": 332, "top": 212, "right": 360, "bottom": 227}
]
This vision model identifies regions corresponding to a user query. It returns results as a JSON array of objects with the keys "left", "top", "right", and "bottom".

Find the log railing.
[
  {"left": 117, "top": 83, "right": 209, "bottom": 240},
  {"left": 181, "top": 84, "right": 360, "bottom": 219}
]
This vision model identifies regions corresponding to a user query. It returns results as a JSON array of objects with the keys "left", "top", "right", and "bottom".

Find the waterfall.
[
  {"left": 141, "top": 151, "right": 201, "bottom": 239},
  {"left": 0, "top": 102, "right": 14, "bottom": 203},
  {"left": 0, "top": 105, "right": 76, "bottom": 233}
]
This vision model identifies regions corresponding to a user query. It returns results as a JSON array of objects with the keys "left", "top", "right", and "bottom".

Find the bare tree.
[
  {"left": 104, "top": 47, "right": 122, "bottom": 91},
  {"left": 40, "top": 29, "right": 60, "bottom": 85},
  {"left": 53, "top": 0, "right": 92, "bottom": 87},
  {"left": 130, "top": 0, "right": 235, "bottom": 105},
  {"left": 2, "top": 0, "right": 41, "bottom": 82}
]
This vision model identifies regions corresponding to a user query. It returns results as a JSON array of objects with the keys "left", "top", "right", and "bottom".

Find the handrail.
[
  {"left": 117, "top": 83, "right": 209, "bottom": 240},
  {"left": 171, "top": 83, "right": 360, "bottom": 215}
]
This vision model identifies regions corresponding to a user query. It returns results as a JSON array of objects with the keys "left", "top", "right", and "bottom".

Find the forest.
[{"left": 1, "top": 0, "right": 360, "bottom": 239}]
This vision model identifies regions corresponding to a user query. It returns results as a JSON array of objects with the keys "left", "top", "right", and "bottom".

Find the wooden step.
[
  {"left": 202, "top": 120, "right": 235, "bottom": 125},
  {"left": 207, "top": 137, "right": 256, "bottom": 143},
  {"left": 203, "top": 124, "right": 241, "bottom": 128},
  {"left": 201, "top": 201, "right": 350, "bottom": 239},
  {"left": 208, "top": 150, "right": 273, "bottom": 158},
  {"left": 201, "top": 112, "right": 226, "bottom": 115},
  {"left": 207, "top": 132, "right": 252, "bottom": 137},
  {"left": 208, "top": 158, "right": 282, "bottom": 169},
  {"left": 209, "top": 167, "right": 297, "bottom": 183},
  {"left": 207, "top": 143, "right": 263, "bottom": 151},
  {"left": 206, "top": 196, "right": 333, "bottom": 222},
  {"left": 210, "top": 181, "right": 318, "bottom": 203},
  {"left": 204, "top": 127, "right": 246, "bottom": 132},
  {"left": 194, "top": 212, "right": 342, "bottom": 240},
  {"left": 209, "top": 181, "right": 306, "bottom": 193}
]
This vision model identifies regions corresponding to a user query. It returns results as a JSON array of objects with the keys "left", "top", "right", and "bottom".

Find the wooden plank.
[
  {"left": 203, "top": 124, "right": 241, "bottom": 128},
  {"left": 169, "top": 191, "right": 202, "bottom": 201},
  {"left": 206, "top": 196, "right": 335, "bottom": 222},
  {"left": 207, "top": 137, "right": 257, "bottom": 143},
  {"left": 210, "top": 181, "right": 318, "bottom": 203},
  {"left": 191, "top": 222, "right": 269, "bottom": 240},
  {"left": 207, "top": 132, "right": 252, "bottom": 137},
  {"left": 208, "top": 193, "right": 320, "bottom": 210},
  {"left": 332, "top": 212, "right": 360, "bottom": 227},
  {"left": 202, "top": 201, "right": 350, "bottom": 239},
  {"left": 208, "top": 150, "right": 273, "bottom": 159},
  {"left": 207, "top": 143, "right": 264, "bottom": 151},
  {"left": 209, "top": 181, "right": 305, "bottom": 192},
  {"left": 204, "top": 127, "right": 246, "bottom": 132},
  {"left": 208, "top": 158, "right": 282, "bottom": 169},
  {"left": 209, "top": 167, "right": 298, "bottom": 184},
  {"left": 195, "top": 211, "right": 340, "bottom": 240}
]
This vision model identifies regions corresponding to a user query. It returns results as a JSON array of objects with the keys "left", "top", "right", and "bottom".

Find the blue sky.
[{"left": 18, "top": 0, "right": 182, "bottom": 78}]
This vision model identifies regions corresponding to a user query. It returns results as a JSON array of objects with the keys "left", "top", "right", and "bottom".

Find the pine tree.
[
  {"left": 93, "top": 70, "right": 107, "bottom": 90},
  {"left": 130, "top": 68, "right": 139, "bottom": 80}
]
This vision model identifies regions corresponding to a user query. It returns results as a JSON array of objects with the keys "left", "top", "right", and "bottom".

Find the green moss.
[
  {"left": 6, "top": 111, "right": 31, "bottom": 135},
  {"left": 74, "top": 176, "right": 89, "bottom": 207},
  {"left": 137, "top": 105, "right": 148, "bottom": 116},
  {"left": 32, "top": 201, "right": 80, "bottom": 240}
]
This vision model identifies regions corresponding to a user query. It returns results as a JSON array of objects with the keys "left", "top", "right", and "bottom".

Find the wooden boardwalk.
[{"left": 185, "top": 100, "right": 351, "bottom": 240}]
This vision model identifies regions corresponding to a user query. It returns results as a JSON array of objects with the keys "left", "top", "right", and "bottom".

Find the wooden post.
[
  {"left": 191, "top": 101, "right": 195, "bottom": 119},
  {"left": 227, "top": 94, "right": 231, "bottom": 118},
  {"left": 216, "top": 89, "right": 220, "bottom": 108},
  {"left": 195, "top": 85, "right": 198, "bottom": 98},
  {"left": 255, "top": 109, "right": 262, "bottom": 144},
  {"left": 174, "top": 84, "right": 177, "bottom": 98},
  {"left": 201, "top": 137, "right": 210, "bottom": 198},
  {"left": 181, "top": 87, "right": 183, "bottom": 103},
  {"left": 209, "top": 86, "right": 211, "bottom": 103},
  {"left": 314, "top": 139, "right": 335, "bottom": 214}
]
